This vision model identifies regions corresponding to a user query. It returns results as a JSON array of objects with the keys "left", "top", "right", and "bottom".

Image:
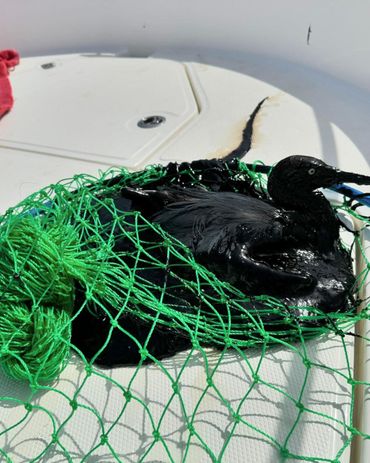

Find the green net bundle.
[{"left": 0, "top": 160, "right": 369, "bottom": 462}]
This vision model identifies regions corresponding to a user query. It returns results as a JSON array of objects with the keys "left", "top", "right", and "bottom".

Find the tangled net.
[{"left": 0, "top": 160, "right": 369, "bottom": 462}]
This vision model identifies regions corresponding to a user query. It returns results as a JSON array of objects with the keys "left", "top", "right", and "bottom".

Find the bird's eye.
[{"left": 308, "top": 168, "right": 316, "bottom": 175}]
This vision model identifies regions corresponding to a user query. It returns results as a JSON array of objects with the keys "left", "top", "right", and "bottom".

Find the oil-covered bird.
[{"left": 72, "top": 155, "right": 370, "bottom": 367}]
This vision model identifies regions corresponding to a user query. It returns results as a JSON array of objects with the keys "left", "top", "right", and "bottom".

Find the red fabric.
[{"left": 0, "top": 49, "right": 20, "bottom": 119}]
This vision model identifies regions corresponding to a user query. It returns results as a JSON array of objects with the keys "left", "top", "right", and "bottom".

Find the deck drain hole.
[{"left": 137, "top": 115, "right": 166, "bottom": 128}]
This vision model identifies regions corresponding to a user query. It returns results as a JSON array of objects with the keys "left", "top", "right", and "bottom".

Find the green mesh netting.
[{"left": 0, "top": 160, "right": 369, "bottom": 462}]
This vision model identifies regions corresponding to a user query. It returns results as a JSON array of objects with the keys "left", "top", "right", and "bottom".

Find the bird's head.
[{"left": 268, "top": 155, "right": 370, "bottom": 207}]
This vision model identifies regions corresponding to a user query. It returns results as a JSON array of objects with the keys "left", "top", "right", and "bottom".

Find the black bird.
[
  {"left": 124, "top": 156, "right": 370, "bottom": 296},
  {"left": 72, "top": 156, "right": 370, "bottom": 367}
]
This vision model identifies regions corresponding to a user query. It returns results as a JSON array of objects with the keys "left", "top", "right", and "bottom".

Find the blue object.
[{"left": 330, "top": 183, "right": 370, "bottom": 208}]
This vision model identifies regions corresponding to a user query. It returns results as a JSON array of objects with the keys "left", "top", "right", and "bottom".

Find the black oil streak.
[
  {"left": 223, "top": 97, "right": 269, "bottom": 161},
  {"left": 307, "top": 25, "right": 312, "bottom": 45}
]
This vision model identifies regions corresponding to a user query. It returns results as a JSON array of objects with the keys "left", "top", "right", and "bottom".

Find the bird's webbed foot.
[{"left": 229, "top": 243, "right": 316, "bottom": 296}]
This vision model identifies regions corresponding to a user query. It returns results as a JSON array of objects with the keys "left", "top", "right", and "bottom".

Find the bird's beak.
[{"left": 331, "top": 168, "right": 370, "bottom": 186}]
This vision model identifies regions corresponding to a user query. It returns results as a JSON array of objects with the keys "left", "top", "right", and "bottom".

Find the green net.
[{"left": 0, "top": 160, "right": 369, "bottom": 462}]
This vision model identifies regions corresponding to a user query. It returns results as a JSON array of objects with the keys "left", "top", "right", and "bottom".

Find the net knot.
[
  {"left": 192, "top": 340, "right": 200, "bottom": 349},
  {"left": 302, "top": 358, "right": 311, "bottom": 369},
  {"left": 295, "top": 401, "right": 304, "bottom": 412},
  {"left": 100, "top": 434, "right": 108, "bottom": 445},
  {"left": 252, "top": 373, "right": 260, "bottom": 383},
  {"left": 347, "top": 426, "right": 360, "bottom": 436},
  {"left": 162, "top": 238, "right": 172, "bottom": 247},
  {"left": 280, "top": 447, "right": 289, "bottom": 458},
  {"left": 334, "top": 327, "right": 345, "bottom": 338},
  {"left": 24, "top": 402, "right": 33, "bottom": 412},
  {"left": 187, "top": 424, "right": 195, "bottom": 436},
  {"left": 206, "top": 377, "right": 214, "bottom": 387},
  {"left": 139, "top": 348, "right": 148, "bottom": 360},
  {"left": 69, "top": 400, "right": 78, "bottom": 410}
]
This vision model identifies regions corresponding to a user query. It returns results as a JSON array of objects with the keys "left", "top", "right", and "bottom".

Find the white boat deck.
[{"left": 0, "top": 52, "right": 369, "bottom": 462}]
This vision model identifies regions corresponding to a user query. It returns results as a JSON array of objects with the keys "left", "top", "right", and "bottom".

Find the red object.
[{"left": 0, "top": 49, "right": 20, "bottom": 119}]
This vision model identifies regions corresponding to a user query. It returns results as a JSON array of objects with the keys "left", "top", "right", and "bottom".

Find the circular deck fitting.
[{"left": 137, "top": 115, "right": 166, "bottom": 128}]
